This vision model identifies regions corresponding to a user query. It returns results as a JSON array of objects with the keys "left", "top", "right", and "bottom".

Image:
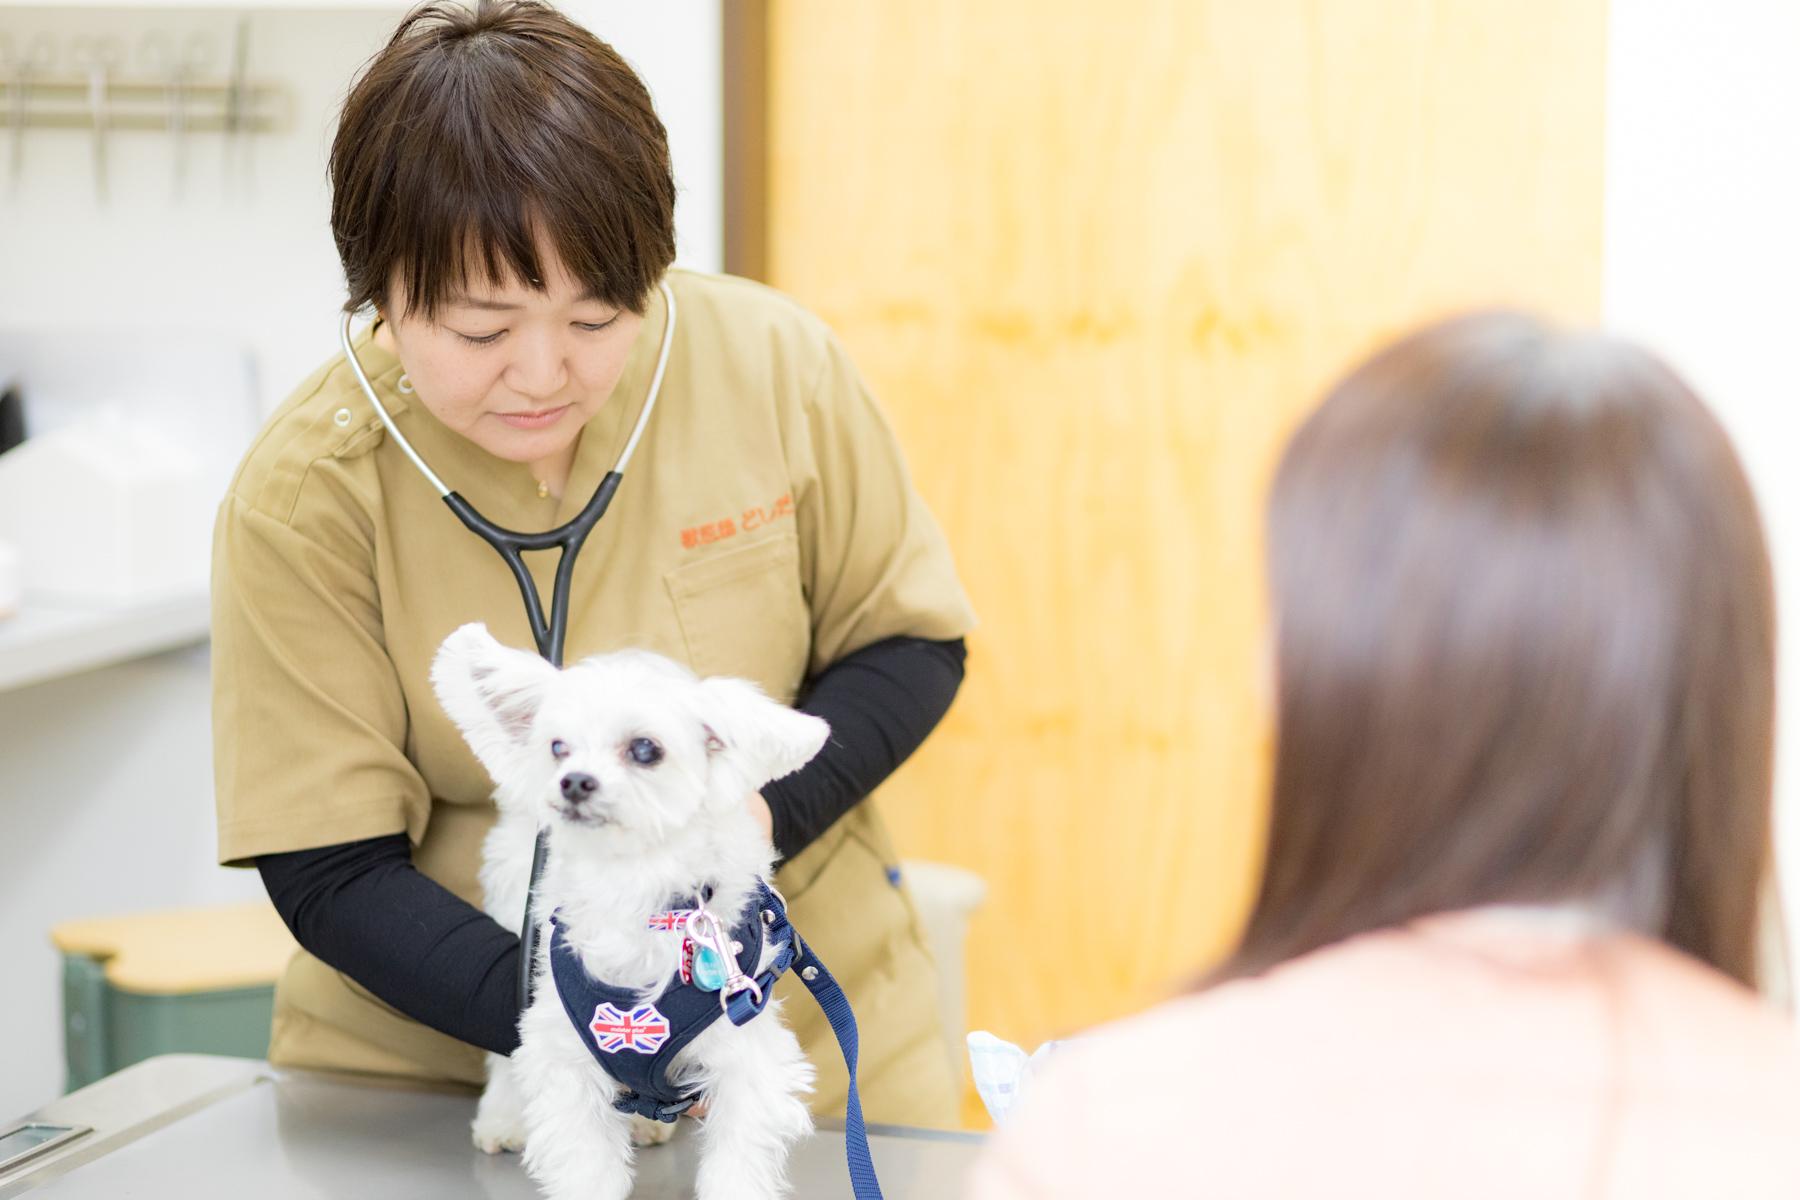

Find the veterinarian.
[{"left": 210, "top": 0, "right": 973, "bottom": 1127}]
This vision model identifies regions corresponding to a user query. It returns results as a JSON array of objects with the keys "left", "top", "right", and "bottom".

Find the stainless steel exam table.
[{"left": 0, "top": 1055, "right": 983, "bottom": 1198}]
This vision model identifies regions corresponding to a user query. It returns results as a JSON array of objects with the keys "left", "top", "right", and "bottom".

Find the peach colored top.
[{"left": 965, "top": 911, "right": 1800, "bottom": 1199}]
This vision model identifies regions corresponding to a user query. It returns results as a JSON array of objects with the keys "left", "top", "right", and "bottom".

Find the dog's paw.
[
  {"left": 471, "top": 1120, "right": 527, "bottom": 1155},
  {"left": 628, "top": 1114, "right": 678, "bottom": 1148}
]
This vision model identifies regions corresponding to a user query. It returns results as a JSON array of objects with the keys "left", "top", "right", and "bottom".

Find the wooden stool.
[{"left": 50, "top": 902, "right": 296, "bottom": 1091}]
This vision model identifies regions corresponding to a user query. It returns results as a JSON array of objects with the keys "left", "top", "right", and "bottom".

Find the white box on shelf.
[
  {"left": 0, "top": 327, "right": 258, "bottom": 604},
  {"left": 0, "top": 411, "right": 215, "bottom": 601}
]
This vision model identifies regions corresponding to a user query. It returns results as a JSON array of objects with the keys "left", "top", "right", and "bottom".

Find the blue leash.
[
  {"left": 551, "top": 881, "right": 883, "bottom": 1198},
  {"left": 789, "top": 934, "right": 882, "bottom": 1200}
]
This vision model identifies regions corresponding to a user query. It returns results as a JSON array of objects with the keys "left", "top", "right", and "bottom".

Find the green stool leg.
[
  {"left": 59, "top": 953, "right": 276, "bottom": 1091},
  {"left": 109, "top": 986, "right": 276, "bottom": 1073},
  {"left": 61, "top": 955, "right": 112, "bottom": 1093}
]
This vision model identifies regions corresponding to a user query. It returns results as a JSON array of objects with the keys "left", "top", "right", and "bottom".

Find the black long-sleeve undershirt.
[
  {"left": 258, "top": 831, "right": 521, "bottom": 1051},
  {"left": 255, "top": 634, "right": 966, "bottom": 1055},
  {"left": 763, "top": 636, "right": 966, "bottom": 860}
]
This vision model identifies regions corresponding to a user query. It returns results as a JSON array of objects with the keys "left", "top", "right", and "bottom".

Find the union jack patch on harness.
[
  {"left": 588, "top": 1002, "right": 670, "bottom": 1055},
  {"left": 646, "top": 909, "right": 692, "bottom": 932}
]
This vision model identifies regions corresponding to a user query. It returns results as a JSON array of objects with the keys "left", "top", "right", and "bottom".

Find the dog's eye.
[
  {"left": 627, "top": 737, "right": 663, "bottom": 766},
  {"left": 550, "top": 739, "right": 570, "bottom": 761}
]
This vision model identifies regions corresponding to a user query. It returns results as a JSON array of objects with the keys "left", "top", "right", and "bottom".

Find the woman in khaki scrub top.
[{"left": 211, "top": 1, "right": 973, "bottom": 1128}]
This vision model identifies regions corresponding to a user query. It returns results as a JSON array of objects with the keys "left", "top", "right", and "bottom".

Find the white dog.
[{"left": 431, "top": 623, "right": 824, "bottom": 1200}]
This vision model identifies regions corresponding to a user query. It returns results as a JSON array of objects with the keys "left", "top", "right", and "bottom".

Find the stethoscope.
[{"left": 336, "top": 279, "right": 679, "bottom": 1010}]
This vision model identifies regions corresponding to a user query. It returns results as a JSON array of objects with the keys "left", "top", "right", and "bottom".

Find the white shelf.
[{"left": 0, "top": 589, "right": 210, "bottom": 693}]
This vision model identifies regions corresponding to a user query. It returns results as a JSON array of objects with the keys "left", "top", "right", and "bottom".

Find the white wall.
[
  {"left": 0, "top": 647, "right": 235, "bottom": 1120},
  {"left": 0, "top": 0, "right": 721, "bottom": 1121},
  {"left": 569, "top": 1, "right": 722, "bottom": 282},
  {"left": 1600, "top": 0, "right": 1800, "bottom": 975},
  {"left": 0, "top": 3, "right": 722, "bottom": 412}
]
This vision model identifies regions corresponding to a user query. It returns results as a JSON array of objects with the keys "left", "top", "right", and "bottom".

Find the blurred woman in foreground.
[{"left": 966, "top": 312, "right": 1800, "bottom": 1198}]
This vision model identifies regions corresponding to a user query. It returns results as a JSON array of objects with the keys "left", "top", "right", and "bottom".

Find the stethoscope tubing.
[{"left": 335, "top": 279, "right": 678, "bottom": 1011}]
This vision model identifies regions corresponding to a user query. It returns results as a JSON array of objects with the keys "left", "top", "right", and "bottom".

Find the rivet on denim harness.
[{"left": 547, "top": 879, "right": 885, "bottom": 1199}]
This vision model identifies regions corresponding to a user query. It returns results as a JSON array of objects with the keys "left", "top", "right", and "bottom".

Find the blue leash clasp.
[{"left": 547, "top": 880, "right": 884, "bottom": 1199}]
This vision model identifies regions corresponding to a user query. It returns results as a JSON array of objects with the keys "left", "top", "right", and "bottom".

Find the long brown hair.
[{"left": 1212, "top": 312, "right": 1777, "bottom": 991}]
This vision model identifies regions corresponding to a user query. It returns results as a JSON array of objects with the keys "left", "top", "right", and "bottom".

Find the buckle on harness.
[{"left": 617, "top": 1091, "right": 700, "bottom": 1124}]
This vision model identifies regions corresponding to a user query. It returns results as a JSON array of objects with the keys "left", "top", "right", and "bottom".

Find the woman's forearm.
[
  {"left": 257, "top": 833, "right": 522, "bottom": 1054},
  {"left": 763, "top": 636, "right": 967, "bottom": 862}
]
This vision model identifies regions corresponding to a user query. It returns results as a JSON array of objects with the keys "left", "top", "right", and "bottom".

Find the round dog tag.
[{"left": 691, "top": 944, "right": 728, "bottom": 992}]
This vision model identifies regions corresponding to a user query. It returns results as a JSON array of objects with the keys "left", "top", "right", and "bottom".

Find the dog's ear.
[
  {"left": 430, "top": 622, "right": 560, "bottom": 781},
  {"left": 698, "top": 676, "right": 830, "bottom": 791}
]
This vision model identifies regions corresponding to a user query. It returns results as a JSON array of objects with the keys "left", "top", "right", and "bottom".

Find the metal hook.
[
  {"left": 2, "top": 34, "right": 53, "bottom": 197},
  {"left": 223, "top": 18, "right": 249, "bottom": 195},
  {"left": 0, "top": 34, "right": 15, "bottom": 194},
  {"left": 683, "top": 899, "right": 764, "bottom": 1014},
  {"left": 718, "top": 974, "right": 762, "bottom": 1015},
  {"left": 139, "top": 33, "right": 178, "bottom": 198},
  {"left": 72, "top": 35, "right": 121, "bottom": 205},
  {"left": 176, "top": 34, "right": 214, "bottom": 199}
]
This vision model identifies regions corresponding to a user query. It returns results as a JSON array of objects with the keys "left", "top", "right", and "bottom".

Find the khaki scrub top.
[{"left": 211, "top": 269, "right": 976, "bottom": 1127}]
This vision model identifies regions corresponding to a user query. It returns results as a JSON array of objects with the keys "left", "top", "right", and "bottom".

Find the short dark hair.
[
  {"left": 330, "top": 0, "right": 676, "bottom": 320},
  {"left": 1212, "top": 312, "right": 1778, "bottom": 991}
]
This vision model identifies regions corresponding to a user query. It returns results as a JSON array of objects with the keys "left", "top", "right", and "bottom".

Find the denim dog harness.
[
  {"left": 548, "top": 880, "right": 885, "bottom": 1198},
  {"left": 548, "top": 881, "right": 789, "bottom": 1121}
]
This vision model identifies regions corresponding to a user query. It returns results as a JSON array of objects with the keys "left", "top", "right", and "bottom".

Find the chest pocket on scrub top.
[{"left": 664, "top": 532, "right": 810, "bottom": 703}]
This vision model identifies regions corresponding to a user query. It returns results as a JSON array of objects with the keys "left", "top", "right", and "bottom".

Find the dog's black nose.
[{"left": 559, "top": 772, "right": 599, "bottom": 804}]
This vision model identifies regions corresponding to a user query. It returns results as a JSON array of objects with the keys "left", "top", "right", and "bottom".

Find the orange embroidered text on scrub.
[
  {"left": 681, "top": 494, "right": 793, "bottom": 549},
  {"left": 742, "top": 493, "right": 794, "bottom": 532}
]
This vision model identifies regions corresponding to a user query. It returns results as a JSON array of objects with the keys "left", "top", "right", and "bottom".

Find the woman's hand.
[{"left": 746, "top": 791, "right": 773, "bottom": 845}]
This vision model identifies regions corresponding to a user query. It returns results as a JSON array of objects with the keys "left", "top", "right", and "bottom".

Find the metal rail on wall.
[{"left": 0, "top": 22, "right": 289, "bottom": 200}]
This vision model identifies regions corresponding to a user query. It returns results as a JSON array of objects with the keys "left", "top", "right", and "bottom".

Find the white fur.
[{"left": 431, "top": 623, "right": 827, "bottom": 1200}]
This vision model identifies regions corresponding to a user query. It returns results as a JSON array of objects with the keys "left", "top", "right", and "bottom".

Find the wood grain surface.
[{"left": 765, "top": 0, "right": 1606, "bottom": 1118}]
